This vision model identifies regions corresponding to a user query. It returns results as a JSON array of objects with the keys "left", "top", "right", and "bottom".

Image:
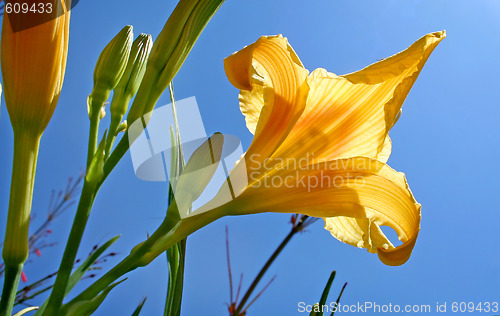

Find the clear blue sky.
[{"left": 1, "top": 0, "right": 500, "bottom": 315}]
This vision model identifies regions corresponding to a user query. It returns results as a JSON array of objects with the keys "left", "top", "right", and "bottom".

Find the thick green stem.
[
  {"left": 42, "top": 182, "right": 96, "bottom": 315},
  {"left": 2, "top": 131, "right": 40, "bottom": 264},
  {"left": 0, "top": 131, "right": 40, "bottom": 316},
  {"left": 0, "top": 264, "right": 23, "bottom": 316}
]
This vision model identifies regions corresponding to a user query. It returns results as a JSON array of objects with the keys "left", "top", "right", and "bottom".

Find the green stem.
[
  {"left": 87, "top": 111, "right": 101, "bottom": 168},
  {"left": 43, "top": 133, "right": 130, "bottom": 315},
  {"left": 104, "top": 115, "right": 122, "bottom": 159},
  {"left": 65, "top": 205, "right": 225, "bottom": 307},
  {"left": 0, "top": 264, "right": 23, "bottom": 316},
  {"left": 106, "top": 92, "right": 131, "bottom": 159},
  {"left": 0, "top": 130, "right": 41, "bottom": 316},
  {"left": 42, "top": 182, "right": 96, "bottom": 315},
  {"left": 102, "top": 135, "right": 129, "bottom": 184},
  {"left": 164, "top": 239, "right": 186, "bottom": 316},
  {"left": 43, "top": 107, "right": 104, "bottom": 315}
]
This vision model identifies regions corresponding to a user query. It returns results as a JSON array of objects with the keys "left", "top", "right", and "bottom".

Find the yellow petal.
[
  {"left": 218, "top": 157, "right": 420, "bottom": 266},
  {"left": 239, "top": 88, "right": 264, "bottom": 135},
  {"left": 235, "top": 38, "right": 305, "bottom": 135},
  {"left": 269, "top": 31, "right": 445, "bottom": 164},
  {"left": 224, "top": 35, "right": 309, "bottom": 176},
  {"left": 342, "top": 31, "right": 445, "bottom": 130},
  {"left": 324, "top": 215, "right": 394, "bottom": 253}
]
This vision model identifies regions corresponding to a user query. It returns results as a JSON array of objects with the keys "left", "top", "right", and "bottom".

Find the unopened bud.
[
  {"left": 115, "top": 34, "right": 152, "bottom": 105},
  {"left": 1, "top": 0, "right": 70, "bottom": 135},
  {"left": 90, "top": 25, "right": 133, "bottom": 112},
  {"left": 110, "top": 34, "right": 152, "bottom": 125}
]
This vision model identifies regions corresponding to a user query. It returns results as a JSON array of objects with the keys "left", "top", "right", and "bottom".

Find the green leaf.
[
  {"left": 164, "top": 85, "right": 187, "bottom": 316},
  {"left": 127, "top": 0, "right": 226, "bottom": 127},
  {"left": 62, "top": 279, "right": 126, "bottom": 316},
  {"left": 310, "top": 271, "right": 336, "bottom": 316},
  {"left": 131, "top": 298, "right": 147, "bottom": 316},
  {"left": 164, "top": 240, "right": 186, "bottom": 316},
  {"left": 173, "top": 133, "right": 224, "bottom": 215},
  {"left": 34, "top": 236, "right": 120, "bottom": 315},
  {"left": 331, "top": 282, "right": 347, "bottom": 316}
]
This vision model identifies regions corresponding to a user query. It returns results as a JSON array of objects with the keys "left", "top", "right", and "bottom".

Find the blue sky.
[{"left": 1, "top": 0, "right": 500, "bottom": 315}]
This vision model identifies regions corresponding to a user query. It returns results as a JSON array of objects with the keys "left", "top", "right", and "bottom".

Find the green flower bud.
[
  {"left": 90, "top": 25, "right": 133, "bottom": 111},
  {"left": 113, "top": 33, "right": 152, "bottom": 108},
  {"left": 106, "top": 34, "right": 152, "bottom": 156}
]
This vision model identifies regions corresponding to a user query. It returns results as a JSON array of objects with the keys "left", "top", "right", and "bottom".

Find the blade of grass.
[
  {"left": 311, "top": 271, "right": 336, "bottom": 316},
  {"left": 330, "top": 282, "right": 347, "bottom": 316},
  {"left": 131, "top": 297, "right": 147, "bottom": 316}
]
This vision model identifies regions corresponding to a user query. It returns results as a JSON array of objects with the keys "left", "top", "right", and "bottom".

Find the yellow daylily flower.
[
  {"left": 192, "top": 32, "right": 444, "bottom": 266},
  {"left": 1, "top": 0, "right": 71, "bottom": 136}
]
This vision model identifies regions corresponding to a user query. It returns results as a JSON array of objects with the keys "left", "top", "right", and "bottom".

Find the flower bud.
[
  {"left": 90, "top": 25, "right": 133, "bottom": 114},
  {"left": 105, "top": 34, "right": 152, "bottom": 155},
  {"left": 113, "top": 34, "right": 152, "bottom": 108},
  {"left": 109, "top": 33, "right": 152, "bottom": 126},
  {"left": 1, "top": 0, "right": 71, "bottom": 135}
]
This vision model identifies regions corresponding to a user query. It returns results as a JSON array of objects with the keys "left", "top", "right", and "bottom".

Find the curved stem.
[
  {"left": 43, "top": 107, "right": 103, "bottom": 315},
  {"left": 42, "top": 182, "right": 96, "bottom": 315},
  {"left": 65, "top": 205, "right": 225, "bottom": 307},
  {"left": 43, "top": 130, "right": 130, "bottom": 315}
]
